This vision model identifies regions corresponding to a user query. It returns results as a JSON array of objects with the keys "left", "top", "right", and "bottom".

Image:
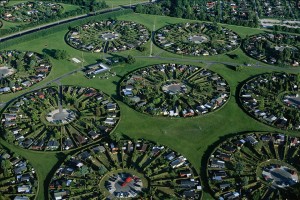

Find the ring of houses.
[
  {"left": 243, "top": 33, "right": 300, "bottom": 66},
  {"left": 239, "top": 72, "right": 300, "bottom": 130},
  {"left": 1, "top": 85, "right": 120, "bottom": 151},
  {"left": 1, "top": 1, "right": 63, "bottom": 23},
  {"left": 154, "top": 22, "right": 241, "bottom": 56},
  {"left": 120, "top": 63, "right": 230, "bottom": 117},
  {"left": 0, "top": 146, "right": 38, "bottom": 200},
  {"left": 0, "top": 50, "right": 52, "bottom": 94},
  {"left": 206, "top": 132, "right": 300, "bottom": 200},
  {"left": 65, "top": 20, "right": 150, "bottom": 53},
  {"left": 48, "top": 139, "right": 202, "bottom": 199}
]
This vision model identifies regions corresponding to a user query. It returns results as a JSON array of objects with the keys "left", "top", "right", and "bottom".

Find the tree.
[
  {"left": 234, "top": 161, "right": 244, "bottom": 175},
  {"left": 53, "top": 49, "right": 68, "bottom": 60},
  {"left": 126, "top": 55, "right": 135, "bottom": 64},
  {"left": 110, "top": 132, "right": 122, "bottom": 142}
]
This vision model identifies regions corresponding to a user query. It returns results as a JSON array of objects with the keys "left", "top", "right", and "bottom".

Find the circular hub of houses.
[
  {"left": 120, "top": 63, "right": 230, "bottom": 117},
  {"left": 100, "top": 32, "right": 120, "bottom": 41},
  {"left": 1, "top": 86, "right": 120, "bottom": 151},
  {"left": 154, "top": 22, "right": 241, "bottom": 56},
  {"left": 243, "top": 33, "right": 300, "bottom": 66},
  {"left": 239, "top": 72, "right": 300, "bottom": 130},
  {"left": 1, "top": 1, "right": 63, "bottom": 23},
  {"left": 66, "top": 20, "right": 150, "bottom": 53},
  {"left": 49, "top": 139, "right": 202, "bottom": 199},
  {"left": 104, "top": 170, "right": 146, "bottom": 198},
  {"left": 45, "top": 109, "right": 76, "bottom": 125},
  {"left": 188, "top": 34, "right": 210, "bottom": 44},
  {"left": 260, "top": 161, "right": 298, "bottom": 188},
  {"left": 0, "top": 146, "right": 38, "bottom": 199},
  {"left": 162, "top": 81, "right": 188, "bottom": 95},
  {"left": 207, "top": 132, "right": 300, "bottom": 199},
  {"left": 0, "top": 50, "right": 52, "bottom": 94}
]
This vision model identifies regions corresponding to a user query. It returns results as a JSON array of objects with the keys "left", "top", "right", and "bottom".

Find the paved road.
[{"left": 136, "top": 55, "right": 300, "bottom": 72}]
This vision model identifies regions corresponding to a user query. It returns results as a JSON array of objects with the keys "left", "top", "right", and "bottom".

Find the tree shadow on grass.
[
  {"left": 42, "top": 48, "right": 56, "bottom": 59},
  {"left": 224, "top": 64, "right": 236, "bottom": 71},
  {"left": 44, "top": 152, "right": 67, "bottom": 200}
]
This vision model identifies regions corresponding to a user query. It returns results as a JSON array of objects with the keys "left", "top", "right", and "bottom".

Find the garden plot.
[
  {"left": 1, "top": 1, "right": 63, "bottom": 23},
  {"left": 66, "top": 20, "right": 150, "bottom": 53},
  {"left": 0, "top": 50, "right": 52, "bottom": 94},
  {"left": 257, "top": 0, "right": 300, "bottom": 19},
  {"left": 154, "top": 22, "right": 240, "bottom": 56},
  {"left": 120, "top": 63, "right": 230, "bottom": 117},
  {"left": 0, "top": 146, "right": 38, "bottom": 200},
  {"left": 239, "top": 72, "right": 300, "bottom": 130},
  {"left": 1, "top": 86, "right": 120, "bottom": 151},
  {"left": 206, "top": 132, "right": 300, "bottom": 200},
  {"left": 243, "top": 33, "right": 300, "bottom": 66},
  {"left": 48, "top": 139, "right": 202, "bottom": 199},
  {"left": 205, "top": 0, "right": 257, "bottom": 23}
]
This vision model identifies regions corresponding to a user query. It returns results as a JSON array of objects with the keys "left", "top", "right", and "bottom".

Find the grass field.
[
  {"left": 102, "top": 0, "right": 148, "bottom": 8},
  {"left": 0, "top": 12, "right": 299, "bottom": 200}
]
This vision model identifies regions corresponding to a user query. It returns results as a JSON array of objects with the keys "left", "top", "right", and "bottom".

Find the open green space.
[
  {"left": 102, "top": 0, "right": 148, "bottom": 8},
  {"left": 1, "top": 11, "right": 300, "bottom": 200}
]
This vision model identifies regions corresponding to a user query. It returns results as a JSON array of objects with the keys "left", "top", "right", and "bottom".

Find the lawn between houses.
[{"left": 1, "top": 12, "right": 300, "bottom": 199}]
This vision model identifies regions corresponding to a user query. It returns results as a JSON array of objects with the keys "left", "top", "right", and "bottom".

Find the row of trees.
[{"left": 135, "top": 0, "right": 259, "bottom": 28}]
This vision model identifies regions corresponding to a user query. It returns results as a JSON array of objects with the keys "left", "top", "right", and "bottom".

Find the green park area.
[{"left": 1, "top": 9, "right": 300, "bottom": 200}]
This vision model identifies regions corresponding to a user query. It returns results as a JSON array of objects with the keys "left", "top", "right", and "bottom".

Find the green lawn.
[
  {"left": 0, "top": 12, "right": 299, "bottom": 200},
  {"left": 102, "top": 0, "right": 148, "bottom": 8}
]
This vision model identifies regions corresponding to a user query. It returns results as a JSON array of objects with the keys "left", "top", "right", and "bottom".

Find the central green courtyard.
[{"left": 1, "top": 10, "right": 300, "bottom": 200}]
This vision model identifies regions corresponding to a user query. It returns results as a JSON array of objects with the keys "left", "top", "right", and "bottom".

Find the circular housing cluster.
[
  {"left": 1, "top": 86, "right": 120, "bottom": 151},
  {"left": 66, "top": 20, "right": 150, "bottom": 53},
  {"left": 1, "top": 1, "right": 63, "bottom": 23},
  {"left": 0, "top": 50, "right": 52, "bottom": 94},
  {"left": 120, "top": 63, "right": 230, "bottom": 117},
  {"left": 49, "top": 139, "right": 202, "bottom": 199},
  {"left": 0, "top": 146, "right": 38, "bottom": 200},
  {"left": 239, "top": 72, "right": 300, "bottom": 130},
  {"left": 207, "top": 132, "right": 300, "bottom": 199},
  {"left": 243, "top": 33, "right": 300, "bottom": 66},
  {"left": 154, "top": 22, "right": 240, "bottom": 56}
]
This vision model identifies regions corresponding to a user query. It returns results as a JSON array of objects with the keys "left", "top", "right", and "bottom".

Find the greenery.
[
  {"left": 66, "top": 19, "right": 150, "bottom": 53},
  {"left": 53, "top": 49, "right": 68, "bottom": 60},
  {"left": 240, "top": 72, "right": 300, "bottom": 130},
  {"left": 154, "top": 22, "right": 241, "bottom": 56},
  {"left": 207, "top": 132, "right": 300, "bottom": 199},
  {"left": 49, "top": 138, "right": 202, "bottom": 199},
  {"left": 1, "top": 11, "right": 300, "bottom": 200},
  {"left": 120, "top": 63, "right": 230, "bottom": 117},
  {"left": 2, "top": 85, "right": 120, "bottom": 151}
]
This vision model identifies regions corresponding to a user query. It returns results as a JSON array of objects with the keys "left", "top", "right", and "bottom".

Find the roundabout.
[
  {"left": 66, "top": 20, "right": 150, "bottom": 53},
  {"left": 154, "top": 22, "right": 241, "bottom": 56},
  {"left": 0, "top": 50, "right": 52, "bottom": 94},
  {"left": 239, "top": 72, "right": 300, "bottom": 130},
  {"left": 1, "top": 85, "right": 120, "bottom": 151},
  {"left": 46, "top": 109, "right": 76, "bottom": 125},
  {"left": 120, "top": 63, "right": 230, "bottom": 117},
  {"left": 261, "top": 162, "right": 298, "bottom": 188},
  {"left": 48, "top": 139, "right": 202, "bottom": 199},
  {"left": 206, "top": 132, "right": 300, "bottom": 199}
]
